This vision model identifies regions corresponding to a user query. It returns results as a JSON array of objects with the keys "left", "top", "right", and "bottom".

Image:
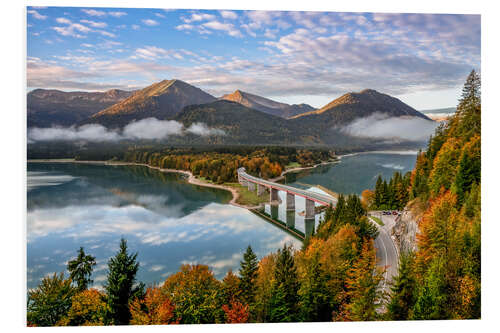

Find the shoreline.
[{"left": 27, "top": 159, "right": 261, "bottom": 209}]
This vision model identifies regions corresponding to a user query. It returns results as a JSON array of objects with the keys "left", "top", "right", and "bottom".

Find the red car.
[{"left": 392, "top": 211, "right": 398, "bottom": 215}]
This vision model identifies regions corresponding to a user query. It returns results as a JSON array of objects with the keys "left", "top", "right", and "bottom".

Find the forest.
[
  {"left": 26, "top": 70, "right": 481, "bottom": 325},
  {"left": 122, "top": 147, "right": 335, "bottom": 183}
]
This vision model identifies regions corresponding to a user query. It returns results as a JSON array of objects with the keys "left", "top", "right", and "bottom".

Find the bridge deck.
[{"left": 238, "top": 168, "right": 337, "bottom": 206}]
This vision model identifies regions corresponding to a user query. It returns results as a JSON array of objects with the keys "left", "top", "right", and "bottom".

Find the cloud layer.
[
  {"left": 28, "top": 118, "right": 224, "bottom": 142},
  {"left": 341, "top": 113, "right": 439, "bottom": 142}
]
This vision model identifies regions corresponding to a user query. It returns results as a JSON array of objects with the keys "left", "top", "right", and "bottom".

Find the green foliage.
[
  {"left": 372, "top": 171, "right": 411, "bottom": 210},
  {"left": 269, "top": 244, "right": 299, "bottom": 322},
  {"left": 387, "top": 252, "right": 416, "bottom": 320},
  {"left": 162, "top": 264, "right": 224, "bottom": 324},
  {"left": 298, "top": 252, "right": 330, "bottom": 321},
  {"left": 104, "top": 238, "right": 141, "bottom": 325},
  {"left": 411, "top": 257, "right": 448, "bottom": 320},
  {"left": 67, "top": 247, "right": 96, "bottom": 291},
  {"left": 238, "top": 245, "right": 259, "bottom": 306},
  {"left": 27, "top": 272, "right": 76, "bottom": 327}
]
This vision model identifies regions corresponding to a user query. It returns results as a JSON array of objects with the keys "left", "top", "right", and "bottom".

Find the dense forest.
[
  {"left": 384, "top": 70, "right": 481, "bottom": 320},
  {"left": 122, "top": 147, "right": 335, "bottom": 183},
  {"left": 26, "top": 71, "right": 481, "bottom": 325}
]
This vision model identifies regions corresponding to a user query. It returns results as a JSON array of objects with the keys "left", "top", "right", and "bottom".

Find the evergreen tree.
[
  {"left": 67, "top": 247, "right": 96, "bottom": 291},
  {"left": 381, "top": 180, "right": 390, "bottom": 208},
  {"left": 104, "top": 238, "right": 141, "bottom": 325},
  {"left": 269, "top": 244, "right": 299, "bottom": 322},
  {"left": 374, "top": 175, "right": 383, "bottom": 208},
  {"left": 238, "top": 245, "right": 259, "bottom": 306},
  {"left": 412, "top": 257, "right": 448, "bottom": 320},
  {"left": 298, "top": 252, "right": 330, "bottom": 321},
  {"left": 387, "top": 252, "right": 416, "bottom": 320}
]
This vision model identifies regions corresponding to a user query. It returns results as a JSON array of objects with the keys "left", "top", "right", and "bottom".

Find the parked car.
[{"left": 392, "top": 211, "right": 398, "bottom": 215}]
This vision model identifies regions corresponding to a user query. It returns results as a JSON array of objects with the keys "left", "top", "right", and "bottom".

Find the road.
[{"left": 369, "top": 211, "right": 400, "bottom": 302}]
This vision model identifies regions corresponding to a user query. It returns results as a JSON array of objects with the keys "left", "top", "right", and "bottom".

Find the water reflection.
[
  {"left": 27, "top": 163, "right": 301, "bottom": 289},
  {"left": 285, "top": 152, "right": 418, "bottom": 195}
]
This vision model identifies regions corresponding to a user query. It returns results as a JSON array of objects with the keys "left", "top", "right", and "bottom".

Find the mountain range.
[
  {"left": 27, "top": 88, "right": 133, "bottom": 127},
  {"left": 27, "top": 79, "right": 434, "bottom": 146},
  {"left": 220, "top": 89, "right": 315, "bottom": 118}
]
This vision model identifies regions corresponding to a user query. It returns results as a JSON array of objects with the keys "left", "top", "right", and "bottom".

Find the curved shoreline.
[{"left": 27, "top": 159, "right": 260, "bottom": 209}]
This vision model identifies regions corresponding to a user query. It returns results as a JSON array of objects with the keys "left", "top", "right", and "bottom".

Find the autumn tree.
[
  {"left": 27, "top": 272, "right": 76, "bottom": 327},
  {"left": 67, "top": 247, "right": 96, "bottom": 291},
  {"left": 104, "top": 238, "right": 142, "bottom": 325},
  {"left": 162, "top": 264, "right": 223, "bottom": 324},
  {"left": 58, "top": 289, "right": 108, "bottom": 326},
  {"left": 129, "top": 287, "right": 178, "bottom": 325},
  {"left": 253, "top": 253, "right": 277, "bottom": 322},
  {"left": 344, "top": 241, "right": 384, "bottom": 321},
  {"left": 222, "top": 300, "right": 250, "bottom": 323},
  {"left": 222, "top": 270, "right": 243, "bottom": 304}
]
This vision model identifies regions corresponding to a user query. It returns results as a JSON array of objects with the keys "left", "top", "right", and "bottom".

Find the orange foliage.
[
  {"left": 222, "top": 300, "right": 250, "bottom": 323},
  {"left": 130, "top": 287, "right": 178, "bottom": 325}
]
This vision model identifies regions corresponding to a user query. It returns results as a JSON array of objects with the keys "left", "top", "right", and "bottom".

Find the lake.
[
  {"left": 27, "top": 162, "right": 301, "bottom": 289},
  {"left": 27, "top": 151, "right": 418, "bottom": 289},
  {"left": 285, "top": 151, "right": 419, "bottom": 195}
]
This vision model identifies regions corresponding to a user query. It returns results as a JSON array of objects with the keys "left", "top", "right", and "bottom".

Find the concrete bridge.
[{"left": 237, "top": 167, "right": 337, "bottom": 220}]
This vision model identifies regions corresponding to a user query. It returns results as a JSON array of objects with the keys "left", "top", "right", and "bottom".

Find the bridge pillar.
[
  {"left": 286, "top": 192, "right": 295, "bottom": 211},
  {"left": 257, "top": 184, "right": 266, "bottom": 196},
  {"left": 305, "top": 198, "right": 315, "bottom": 219},
  {"left": 305, "top": 218, "right": 315, "bottom": 238},
  {"left": 248, "top": 181, "right": 256, "bottom": 192},
  {"left": 270, "top": 188, "right": 279, "bottom": 202},
  {"left": 286, "top": 211, "right": 295, "bottom": 229},
  {"left": 270, "top": 204, "right": 279, "bottom": 220}
]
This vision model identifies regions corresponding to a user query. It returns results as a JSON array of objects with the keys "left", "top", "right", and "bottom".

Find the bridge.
[{"left": 237, "top": 167, "right": 337, "bottom": 219}]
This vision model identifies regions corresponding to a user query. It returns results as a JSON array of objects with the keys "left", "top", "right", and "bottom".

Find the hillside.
[
  {"left": 291, "top": 89, "right": 431, "bottom": 129},
  {"left": 27, "top": 88, "right": 133, "bottom": 127},
  {"left": 220, "top": 89, "right": 315, "bottom": 118},
  {"left": 85, "top": 79, "right": 216, "bottom": 128},
  {"left": 173, "top": 100, "right": 316, "bottom": 145}
]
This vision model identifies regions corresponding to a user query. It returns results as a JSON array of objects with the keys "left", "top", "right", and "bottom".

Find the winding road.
[{"left": 369, "top": 212, "right": 400, "bottom": 301}]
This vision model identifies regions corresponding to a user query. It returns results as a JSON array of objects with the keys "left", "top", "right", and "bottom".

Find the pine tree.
[
  {"left": 269, "top": 244, "right": 299, "bottom": 322},
  {"left": 387, "top": 252, "right": 416, "bottom": 320},
  {"left": 239, "top": 245, "right": 259, "bottom": 306},
  {"left": 374, "top": 175, "right": 383, "bottom": 208},
  {"left": 104, "top": 238, "right": 141, "bottom": 325},
  {"left": 67, "top": 247, "right": 96, "bottom": 291},
  {"left": 298, "top": 252, "right": 330, "bottom": 321},
  {"left": 344, "top": 241, "right": 384, "bottom": 321},
  {"left": 412, "top": 257, "right": 448, "bottom": 320}
]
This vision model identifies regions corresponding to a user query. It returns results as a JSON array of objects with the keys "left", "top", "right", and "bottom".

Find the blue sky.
[{"left": 27, "top": 7, "right": 480, "bottom": 109}]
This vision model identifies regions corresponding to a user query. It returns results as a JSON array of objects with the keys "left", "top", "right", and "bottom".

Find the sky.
[{"left": 27, "top": 7, "right": 481, "bottom": 110}]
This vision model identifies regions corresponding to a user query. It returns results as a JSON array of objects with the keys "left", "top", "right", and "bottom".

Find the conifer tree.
[
  {"left": 104, "top": 238, "right": 141, "bottom": 325},
  {"left": 269, "top": 244, "right": 299, "bottom": 322},
  {"left": 387, "top": 252, "right": 416, "bottom": 320},
  {"left": 298, "top": 252, "right": 330, "bottom": 321},
  {"left": 239, "top": 245, "right": 259, "bottom": 305},
  {"left": 67, "top": 247, "right": 96, "bottom": 291},
  {"left": 374, "top": 175, "right": 383, "bottom": 208}
]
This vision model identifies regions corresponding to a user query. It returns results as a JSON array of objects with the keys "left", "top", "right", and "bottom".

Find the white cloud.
[
  {"left": 80, "top": 19, "right": 107, "bottom": 28},
  {"left": 142, "top": 19, "right": 159, "bottom": 26},
  {"left": 122, "top": 118, "right": 183, "bottom": 139},
  {"left": 28, "top": 118, "right": 226, "bottom": 142},
  {"left": 28, "top": 9, "right": 47, "bottom": 20},
  {"left": 203, "top": 21, "right": 242, "bottom": 37},
  {"left": 81, "top": 9, "right": 106, "bottom": 17},
  {"left": 220, "top": 10, "right": 238, "bottom": 20},
  {"left": 109, "top": 11, "right": 127, "bottom": 18},
  {"left": 186, "top": 122, "right": 226, "bottom": 136},
  {"left": 341, "top": 113, "right": 439, "bottom": 141},
  {"left": 183, "top": 13, "right": 216, "bottom": 23},
  {"left": 28, "top": 124, "right": 121, "bottom": 142},
  {"left": 55, "top": 17, "right": 71, "bottom": 24}
]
